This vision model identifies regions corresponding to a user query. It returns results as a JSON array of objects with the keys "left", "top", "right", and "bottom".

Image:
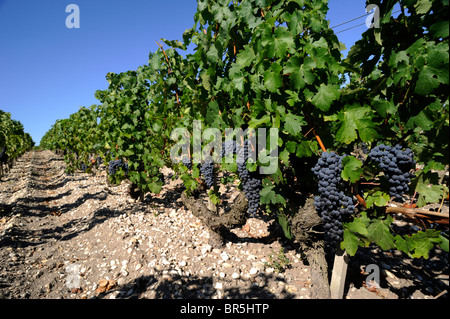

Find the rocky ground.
[{"left": 0, "top": 150, "right": 448, "bottom": 299}]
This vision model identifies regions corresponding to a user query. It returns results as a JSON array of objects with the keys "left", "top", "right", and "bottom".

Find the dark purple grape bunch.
[
  {"left": 236, "top": 139, "right": 261, "bottom": 217},
  {"left": 368, "top": 144, "right": 415, "bottom": 201},
  {"left": 181, "top": 156, "right": 192, "bottom": 170},
  {"left": 312, "top": 152, "right": 355, "bottom": 247},
  {"left": 108, "top": 159, "right": 128, "bottom": 176},
  {"left": 199, "top": 160, "right": 215, "bottom": 188}
]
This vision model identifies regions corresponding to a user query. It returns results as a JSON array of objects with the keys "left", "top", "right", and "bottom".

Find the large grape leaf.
[
  {"left": 410, "top": 230, "right": 443, "bottom": 259},
  {"left": 341, "top": 229, "right": 361, "bottom": 256},
  {"left": 260, "top": 185, "right": 286, "bottom": 205},
  {"left": 261, "top": 26, "right": 295, "bottom": 59},
  {"left": 283, "top": 113, "right": 305, "bottom": 136},
  {"left": 341, "top": 155, "right": 363, "bottom": 183},
  {"left": 284, "top": 56, "right": 316, "bottom": 90},
  {"left": 410, "top": 171, "right": 446, "bottom": 207},
  {"left": 394, "top": 235, "right": 415, "bottom": 256},
  {"left": 235, "top": 45, "right": 256, "bottom": 68},
  {"left": 414, "top": 44, "right": 449, "bottom": 95},
  {"left": 310, "top": 83, "right": 340, "bottom": 112},
  {"left": 364, "top": 190, "right": 390, "bottom": 208},
  {"left": 264, "top": 62, "right": 283, "bottom": 93},
  {"left": 341, "top": 216, "right": 370, "bottom": 256},
  {"left": 334, "top": 104, "right": 378, "bottom": 144},
  {"left": 367, "top": 216, "right": 395, "bottom": 251}
]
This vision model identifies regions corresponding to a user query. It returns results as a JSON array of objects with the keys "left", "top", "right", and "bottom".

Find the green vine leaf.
[
  {"left": 341, "top": 155, "right": 363, "bottom": 183},
  {"left": 283, "top": 113, "right": 305, "bottom": 136},
  {"left": 410, "top": 171, "right": 446, "bottom": 207},
  {"left": 264, "top": 62, "right": 283, "bottom": 93},
  {"left": 334, "top": 104, "right": 378, "bottom": 144},
  {"left": 364, "top": 190, "right": 390, "bottom": 208},
  {"left": 310, "top": 83, "right": 340, "bottom": 112},
  {"left": 341, "top": 229, "right": 361, "bottom": 256},
  {"left": 410, "top": 229, "right": 443, "bottom": 259},
  {"left": 367, "top": 216, "right": 395, "bottom": 251}
]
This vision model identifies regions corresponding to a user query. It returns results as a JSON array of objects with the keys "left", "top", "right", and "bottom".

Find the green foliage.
[
  {"left": 342, "top": 212, "right": 448, "bottom": 258},
  {"left": 0, "top": 110, "right": 34, "bottom": 162},
  {"left": 341, "top": 156, "right": 363, "bottom": 183},
  {"left": 410, "top": 170, "right": 447, "bottom": 207}
]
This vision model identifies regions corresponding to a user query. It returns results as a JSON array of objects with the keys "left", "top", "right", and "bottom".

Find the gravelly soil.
[{"left": 0, "top": 150, "right": 448, "bottom": 299}]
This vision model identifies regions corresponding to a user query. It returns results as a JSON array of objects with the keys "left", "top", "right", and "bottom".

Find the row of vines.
[
  {"left": 0, "top": 109, "right": 35, "bottom": 177},
  {"left": 40, "top": 0, "right": 448, "bottom": 297}
]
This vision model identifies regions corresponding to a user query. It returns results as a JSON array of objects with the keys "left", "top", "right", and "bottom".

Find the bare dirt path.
[{"left": 0, "top": 150, "right": 447, "bottom": 299}]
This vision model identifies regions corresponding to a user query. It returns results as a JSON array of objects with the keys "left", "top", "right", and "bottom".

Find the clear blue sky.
[{"left": 0, "top": 0, "right": 394, "bottom": 145}]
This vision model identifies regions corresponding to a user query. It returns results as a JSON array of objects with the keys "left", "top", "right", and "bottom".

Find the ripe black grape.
[
  {"left": 312, "top": 151, "right": 355, "bottom": 248},
  {"left": 222, "top": 140, "right": 237, "bottom": 159},
  {"left": 81, "top": 163, "right": 87, "bottom": 172},
  {"left": 235, "top": 140, "right": 261, "bottom": 217},
  {"left": 182, "top": 156, "right": 192, "bottom": 170},
  {"left": 361, "top": 142, "right": 369, "bottom": 154},
  {"left": 368, "top": 144, "right": 415, "bottom": 201},
  {"left": 200, "top": 160, "right": 215, "bottom": 188},
  {"left": 108, "top": 159, "right": 128, "bottom": 176}
]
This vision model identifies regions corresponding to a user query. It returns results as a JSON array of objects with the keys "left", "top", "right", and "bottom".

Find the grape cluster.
[
  {"left": 368, "top": 144, "right": 415, "bottom": 201},
  {"left": 181, "top": 156, "right": 192, "bottom": 170},
  {"left": 361, "top": 142, "right": 369, "bottom": 154},
  {"left": 236, "top": 140, "right": 262, "bottom": 217},
  {"left": 81, "top": 163, "right": 87, "bottom": 172},
  {"left": 222, "top": 140, "right": 237, "bottom": 159},
  {"left": 312, "top": 152, "right": 355, "bottom": 247},
  {"left": 108, "top": 159, "right": 129, "bottom": 176},
  {"left": 198, "top": 140, "right": 236, "bottom": 188},
  {"left": 236, "top": 140, "right": 250, "bottom": 181},
  {"left": 200, "top": 160, "right": 215, "bottom": 188}
]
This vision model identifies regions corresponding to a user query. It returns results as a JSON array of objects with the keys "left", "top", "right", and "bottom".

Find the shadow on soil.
[{"left": 96, "top": 271, "right": 295, "bottom": 299}]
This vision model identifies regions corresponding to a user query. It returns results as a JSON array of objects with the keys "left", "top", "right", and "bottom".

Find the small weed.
[{"left": 265, "top": 247, "right": 290, "bottom": 273}]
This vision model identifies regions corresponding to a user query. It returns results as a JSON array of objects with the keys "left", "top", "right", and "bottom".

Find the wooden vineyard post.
[{"left": 330, "top": 248, "right": 349, "bottom": 299}]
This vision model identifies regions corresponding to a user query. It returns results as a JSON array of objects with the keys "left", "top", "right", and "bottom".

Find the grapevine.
[{"left": 1, "top": 110, "right": 34, "bottom": 178}]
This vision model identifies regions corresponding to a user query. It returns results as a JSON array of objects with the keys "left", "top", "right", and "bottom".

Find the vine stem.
[
  {"left": 155, "top": 41, "right": 181, "bottom": 108},
  {"left": 354, "top": 194, "right": 367, "bottom": 208},
  {"left": 438, "top": 190, "right": 447, "bottom": 213},
  {"left": 304, "top": 126, "right": 315, "bottom": 137},
  {"left": 315, "top": 133, "right": 327, "bottom": 153},
  {"left": 385, "top": 206, "right": 449, "bottom": 218},
  {"left": 409, "top": 190, "right": 417, "bottom": 207},
  {"left": 155, "top": 41, "right": 171, "bottom": 72},
  {"left": 303, "top": 112, "right": 327, "bottom": 152}
]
